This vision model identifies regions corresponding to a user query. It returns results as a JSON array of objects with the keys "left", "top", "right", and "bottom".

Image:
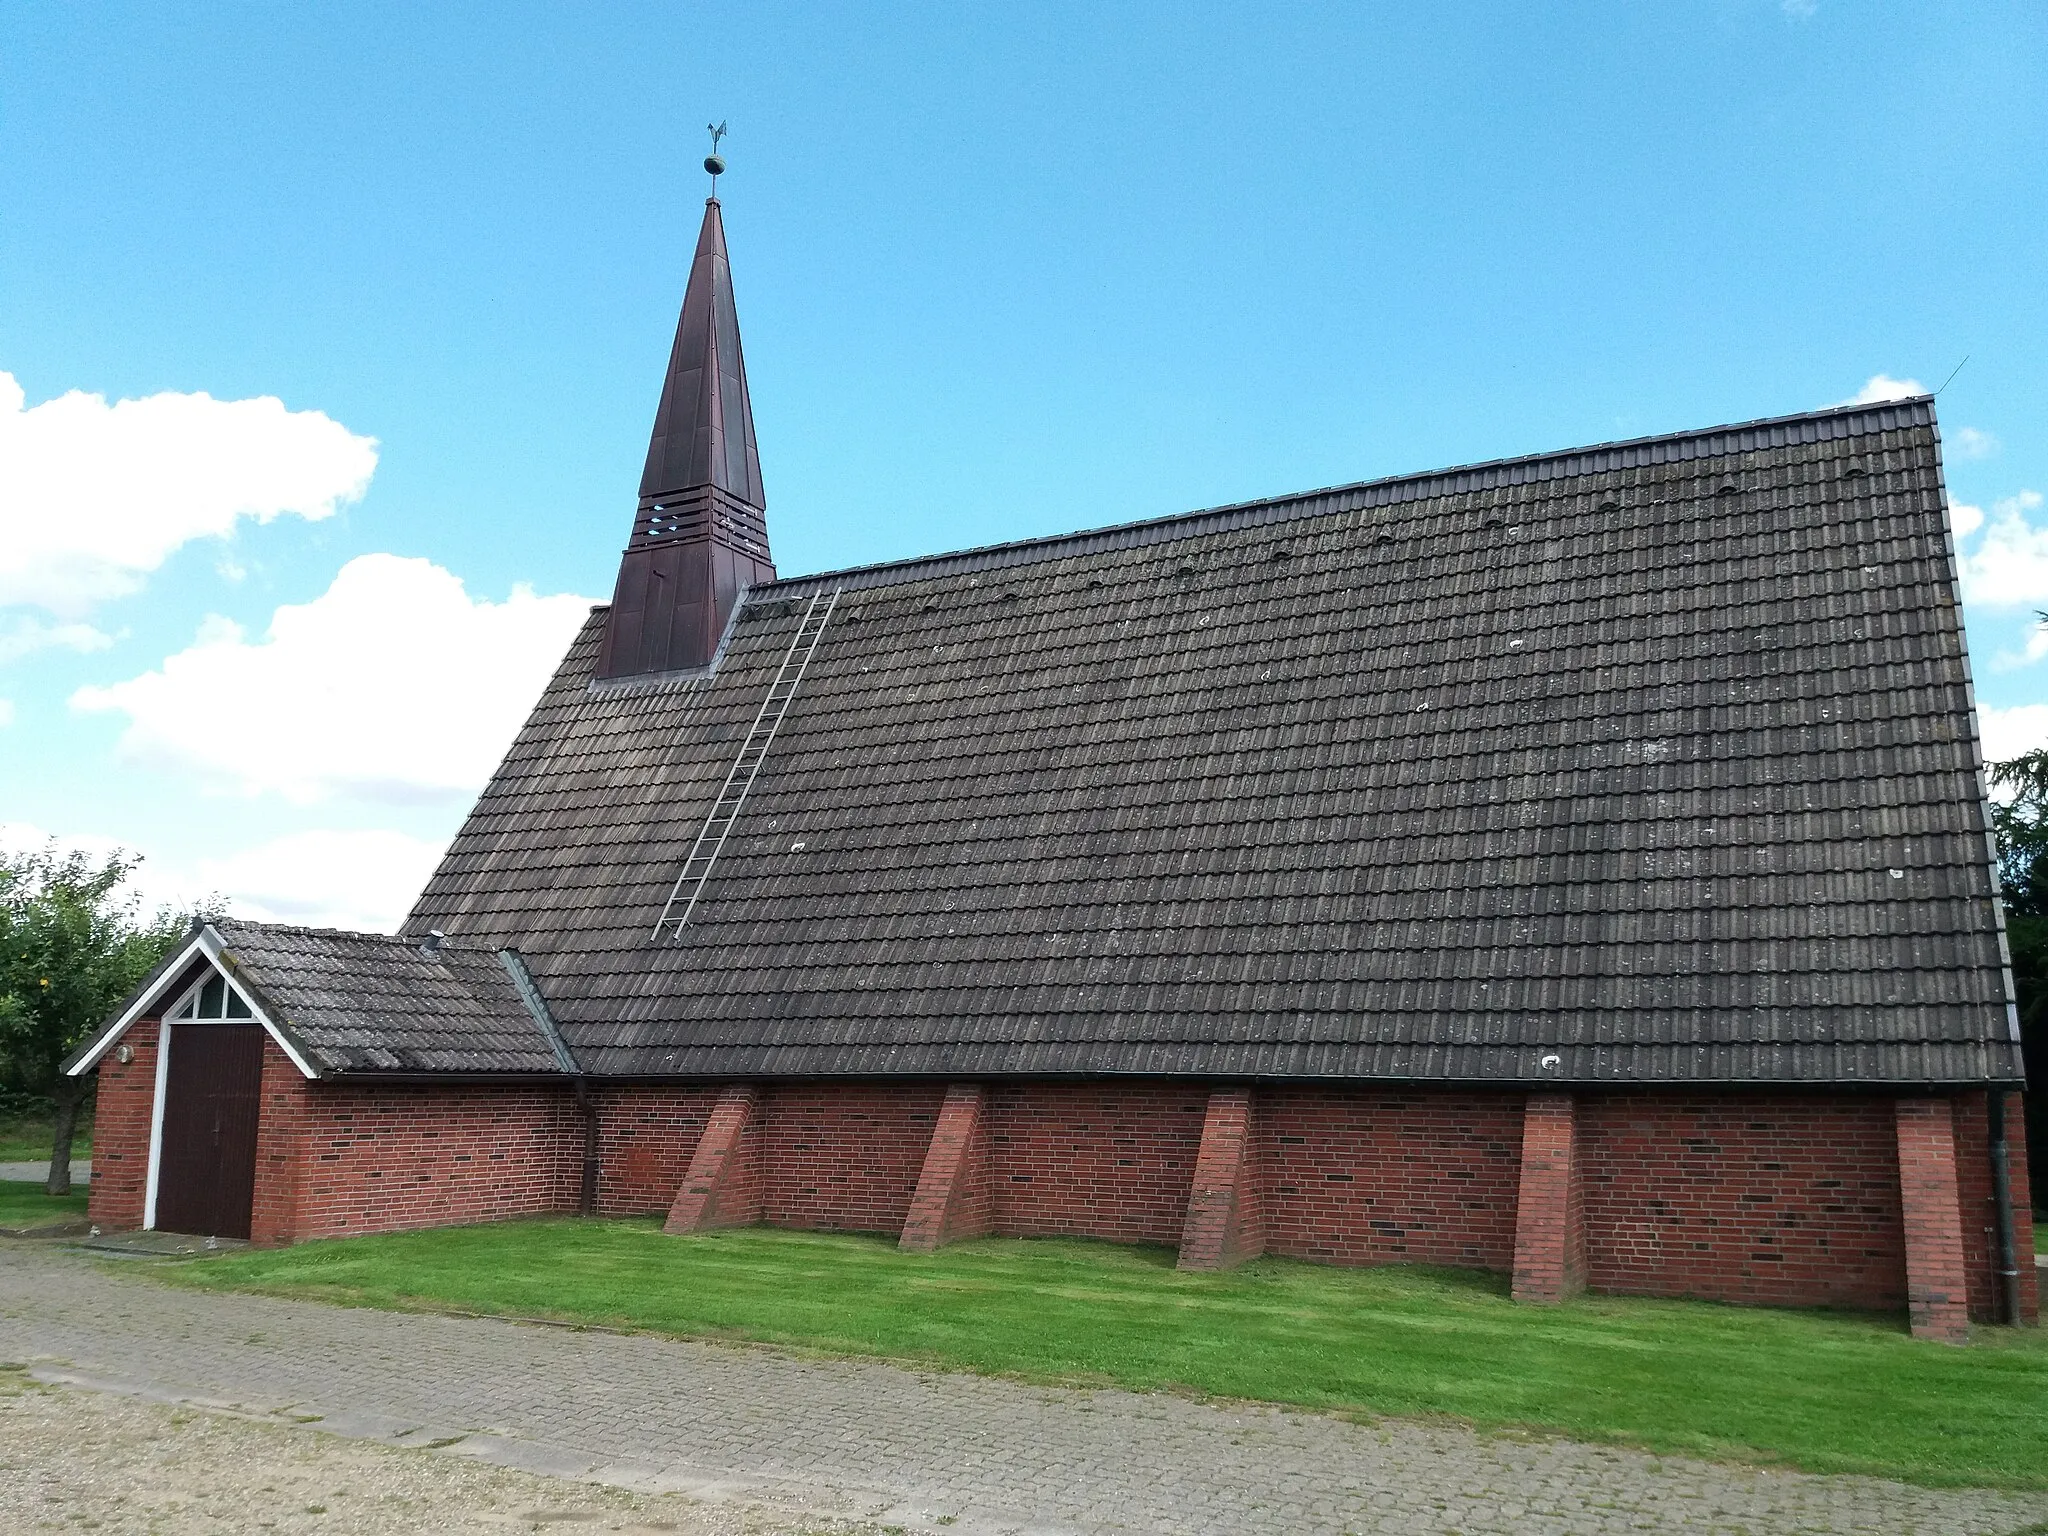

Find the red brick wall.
[
  {"left": 1577, "top": 1094, "right": 1907, "bottom": 1311},
  {"left": 85, "top": 1017, "right": 159, "bottom": 1232},
  {"left": 1260, "top": 1088, "right": 1524, "bottom": 1270},
  {"left": 758, "top": 1081, "right": 945, "bottom": 1234},
  {"left": 1951, "top": 1090, "right": 2041, "bottom": 1325},
  {"left": 2011, "top": 1092, "right": 2041, "bottom": 1324},
  {"left": 249, "top": 1038, "right": 310, "bottom": 1245},
  {"left": 287, "top": 1081, "right": 581, "bottom": 1239},
  {"left": 83, "top": 1053, "right": 2037, "bottom": 1328},
  {"left": 984, "top": 1082, "right": 1208, "bottom": 1245},
  {"left": 592, "top": 1084, "right": 720, "bottom": 1215}
]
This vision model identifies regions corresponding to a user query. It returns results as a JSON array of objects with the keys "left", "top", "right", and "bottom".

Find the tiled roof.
[
  {"left": 210, "top": 919, "right": 561, "bottom": 1075},
  {"left": 407, "top": 397, "right": 2024, "bottom": 1086}
]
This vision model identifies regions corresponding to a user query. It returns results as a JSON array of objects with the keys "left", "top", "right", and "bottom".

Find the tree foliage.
[
  {"left": 1988, "top": 745, "right": 2048, "bottom": 1212},
  {"left": 0, "top": 844, "right": 194, "bottom": 1192}
]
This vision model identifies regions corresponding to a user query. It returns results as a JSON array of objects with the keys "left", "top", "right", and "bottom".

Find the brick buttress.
[
  {"left": 900, "top": 1083, "right": 990, "bottom": 1252},
  {"left": 1895, "top": 1097, "right": 1971, "bottom": 1343},
  {"left": 1511, "top": 1093, "right": 1586, "bottom": 1303},
  {"left": 1178, "top": 1088, "right": 1264, "bottom": 1270},
  {"left": 665, "top": 1083, "right": 762, "bottom": 1233}
]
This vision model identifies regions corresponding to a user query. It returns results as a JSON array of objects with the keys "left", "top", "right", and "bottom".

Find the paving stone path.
[
  {"left": 2, "top": 1241, "right": 2043, "bottom": 1536},
  {"left": 0, "top": 1159, "right": 89, "bottom": 1181}
]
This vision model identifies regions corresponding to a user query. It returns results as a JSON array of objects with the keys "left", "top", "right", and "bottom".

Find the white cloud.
[
  {"left": 195, "top": 828, "right": 449, "bottom": 933},
  {"left": 1988, "top": 614, "right": 2048, "bottom": 672},
  {"left": 1950, "top": 426, "right": 1999, "bottom": 459},
  {"left": 1957, "top": 491, "right": 2048, "bottom": 606},
  {"left": 1950, "top": 500, "right": 1985, "bottom": 540},
  {"left": 0, "top": 370, "right": 377, "bottom": 616},
  {"left": 0, "top": 820, "right": 438, "bottom": 932},
  {"left": 0, "top": 615, "right": 115, "bottom": 665},
  {"left": 73, "top": 553, "right": 595, "bottom": 805},
  {"left": 2022, "top": 619, "right": 2048, "bottom": 665},
  {"left": 1835, "top": 374, "right": 1925, "bottom": 407},
  {"left": 1979, "top": 704, "right": 2048, "bottom": 769},
  {"left": 1782, "top": 0, "right": 1817, "bottom": 17}
]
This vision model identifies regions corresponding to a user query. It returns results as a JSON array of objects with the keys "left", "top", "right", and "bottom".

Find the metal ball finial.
[{"left": 705, "top": 120, "right": 729, "bottom": 185}]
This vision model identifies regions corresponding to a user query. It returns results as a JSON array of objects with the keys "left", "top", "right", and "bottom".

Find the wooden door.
[{"left": 154, "top": 1023, "right": 265, "bottom": 1238}]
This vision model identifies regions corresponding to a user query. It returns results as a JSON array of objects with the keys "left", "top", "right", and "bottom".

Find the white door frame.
[{"left": 142, "top": 1016, "right": 174, "bottom": 1230}]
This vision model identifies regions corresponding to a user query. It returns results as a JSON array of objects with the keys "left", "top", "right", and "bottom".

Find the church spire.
[{"left": 597, "top": 160, "right": 774, "bottom": 680}]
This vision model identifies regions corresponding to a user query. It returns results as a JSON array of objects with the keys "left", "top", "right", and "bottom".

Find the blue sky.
[{"left": 3, "top": 1, "right": 2045, "bottom": 928}]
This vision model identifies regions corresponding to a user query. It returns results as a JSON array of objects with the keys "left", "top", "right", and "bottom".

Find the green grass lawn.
[
  {"left": 0, "top": 1178, "right": 89, "bottom": 1229},
  {"left": 160, "top": 1218, "right": 2048, "bottom": 1490},
  {"left": 0, "top": 1116, "right": 90, "bottom": 1164}
]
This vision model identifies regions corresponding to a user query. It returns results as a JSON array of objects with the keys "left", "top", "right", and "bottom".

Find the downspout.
[
  {"left": 570, "top": 1078, "right": 600, "bottom": 1217},
  {"left": 500, "top": 949, "right": 600, "bottom": 1216},
  {"left": 1988, "top": 1088, "right": 2022, "bottom": 1327}
]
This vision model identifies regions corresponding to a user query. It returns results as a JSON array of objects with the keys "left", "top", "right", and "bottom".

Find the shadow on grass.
[{"left": 146, "top": 1215, "right": 2048, "bottom": 1491}]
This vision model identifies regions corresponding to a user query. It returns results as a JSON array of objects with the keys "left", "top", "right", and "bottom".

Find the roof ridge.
[
  {"left": 214, "top": 915, "right": 469, "bottom": 949},
  {"left": 761, "top": 395, "right": 1937, "bottom": 598}
]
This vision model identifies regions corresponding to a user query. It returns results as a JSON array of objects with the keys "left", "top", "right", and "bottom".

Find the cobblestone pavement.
[
  {"left": 2, "top": 1241, "right": 2043, "bottom": 1536},
  {"left": 1, "top": 1370, "right": 886, "bottom": 1535}
]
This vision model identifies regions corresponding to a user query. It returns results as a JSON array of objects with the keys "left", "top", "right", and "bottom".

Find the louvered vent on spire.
[{"left": 597, "top": 193, "right": 774, "bottom": 679}]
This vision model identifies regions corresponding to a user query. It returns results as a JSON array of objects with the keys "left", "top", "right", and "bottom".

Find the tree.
[
  {"left": 0, "top": 845, "right": 192, "bottom": 1196},
  {"left": 1989, "top": 743, "right": 2048, "bottom": 1213}
]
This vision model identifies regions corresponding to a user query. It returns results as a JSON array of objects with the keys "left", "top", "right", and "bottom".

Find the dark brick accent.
[
  {"left": 1512, "top": 1094, "right": 1586, "bottom": 1303},
  {"left": 901, "top": 1083, "right": 990, "bottom": 1252}
]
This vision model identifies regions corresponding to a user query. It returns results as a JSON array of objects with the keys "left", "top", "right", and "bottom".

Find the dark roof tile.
[
  {"left": 211, "top": 918, "right": 561, "bottom": 1075},
  {"left": 404, "top": 398, "right": 2022, "bottom": 1085}
]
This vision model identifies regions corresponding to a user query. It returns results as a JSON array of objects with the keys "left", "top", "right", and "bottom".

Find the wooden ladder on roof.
[{"left": 653, "top": 587, "right": 841, "bottom": 938}]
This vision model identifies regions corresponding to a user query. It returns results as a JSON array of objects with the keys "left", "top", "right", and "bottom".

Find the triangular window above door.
[{"left": 171, "top": 970, "right": 255, "bottom": 1020}]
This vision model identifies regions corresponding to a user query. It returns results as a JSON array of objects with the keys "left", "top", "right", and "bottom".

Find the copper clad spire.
[
  {"left": 638, "top": 198, "right": 764, "bottom": 510},
  {"left": 597, "top": 187, "right": 775, "bottom": 680}
]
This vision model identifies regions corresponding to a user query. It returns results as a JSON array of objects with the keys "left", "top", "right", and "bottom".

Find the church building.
[{"left": 69, "top": 183, "right": 2035, "bottom": 1342}]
